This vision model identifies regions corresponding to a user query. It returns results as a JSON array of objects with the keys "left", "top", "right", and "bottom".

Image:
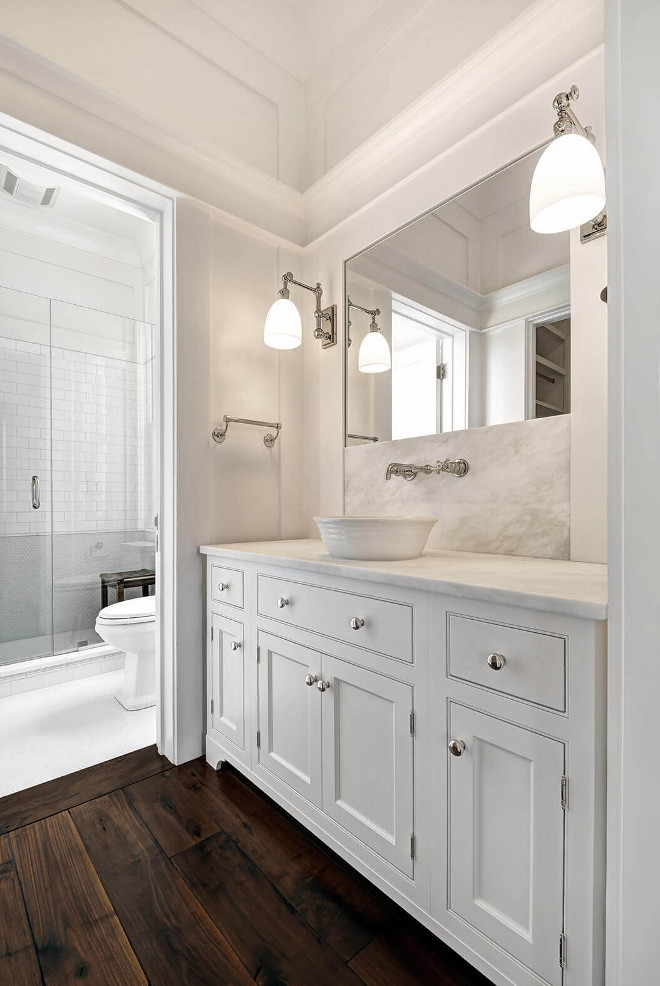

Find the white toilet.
[{"left": 95, "top": 595, "right": 156, "bottom": 710}]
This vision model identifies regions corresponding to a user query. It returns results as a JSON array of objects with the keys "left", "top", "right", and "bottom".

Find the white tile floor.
[{"left": 0, "top": 670, "right": 156, "bottom": 798}]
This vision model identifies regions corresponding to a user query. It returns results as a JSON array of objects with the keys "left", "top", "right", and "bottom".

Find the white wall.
[
  {"left": 569, "top": 228, "right": 607, "bottom": 563},
  {"left": 173, "top": 199, "right": 306, "bottom": 761},
  {"left": 605, "top": 0, "right": 660, "bottom": 981}
]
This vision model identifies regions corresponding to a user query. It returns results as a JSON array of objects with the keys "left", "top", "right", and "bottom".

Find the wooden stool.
[{"left": 100, "top": 569, "right": 155, "bottom": 608}]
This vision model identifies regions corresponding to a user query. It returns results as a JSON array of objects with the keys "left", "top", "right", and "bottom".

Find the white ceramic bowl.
[{"left": 314, "top": 516, "right": 438, "bottom": 561}]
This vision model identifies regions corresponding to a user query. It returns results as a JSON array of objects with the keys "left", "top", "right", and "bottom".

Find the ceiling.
[{"left": 189, "top": 0, "right": 389, "bottom": 81}]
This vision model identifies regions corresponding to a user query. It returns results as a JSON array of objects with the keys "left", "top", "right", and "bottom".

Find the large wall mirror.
[{"left": 345, "top": 147, "right": 573, "bottom": 446}]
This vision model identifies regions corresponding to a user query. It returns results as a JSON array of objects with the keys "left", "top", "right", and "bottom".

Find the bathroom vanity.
[{"left": 199, "top": 539, "right": 607, "bottom": 986}]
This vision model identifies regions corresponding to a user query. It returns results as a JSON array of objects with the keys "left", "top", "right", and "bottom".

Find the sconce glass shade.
[
  {"left": 358, "top": 328, "right": 391, "bottom": 373},
  {"left": 264, "top": 297, "right": 302, "bottom": 349},
  {"left": 530, "top": 133, "right": 606, "bottom": 234}
]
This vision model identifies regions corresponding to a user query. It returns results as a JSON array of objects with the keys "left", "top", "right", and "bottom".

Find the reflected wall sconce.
[
  {"left": 529, "top": 85, "right": 606, "bottom": 234},
  {"left": 264, "top": 271, "right": 337, "bottom": 350},
  {"left": 348, "top": 297, "right": 391, "bottom": 374}
]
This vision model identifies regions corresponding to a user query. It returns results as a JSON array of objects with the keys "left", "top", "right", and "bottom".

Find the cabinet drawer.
[
  {"left": 448, "top": 613, "right": 566, "bottom": 711},
  {"left": 210, "top": 564, "right": 244, "bottom": 608},
  {"left": 257, "top": 575, "right": 413, "bottom": 663}
]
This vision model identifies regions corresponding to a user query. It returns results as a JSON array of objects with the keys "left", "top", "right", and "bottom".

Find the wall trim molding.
[
  {"left": 303, "top": 0, "right": 604, "bottom": 240},
  {"left": 0, "top": 0, "right": 603, "bottom": 247},
  {"left": 354, "top": 246, "right": 570, "bottom": 330},
  {"left": 0, "top": 35, "right": 305, "bottom": 245}
]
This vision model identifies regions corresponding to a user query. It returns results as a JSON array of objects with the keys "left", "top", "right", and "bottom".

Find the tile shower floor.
[{"left": 0, "top": 670, "right": 156, "bottom": 798}]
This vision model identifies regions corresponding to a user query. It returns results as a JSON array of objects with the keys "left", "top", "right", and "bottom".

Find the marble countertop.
[{"left": 199, "top": 539, "right": 607, "bottom": 620}]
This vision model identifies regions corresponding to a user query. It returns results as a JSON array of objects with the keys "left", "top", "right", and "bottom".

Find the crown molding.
[
  {"left": 352, "top": 246, "right": 570, "bottom": 332},
  {"left": 303, "top": 0, "right": 605, "bottom": 241},
  {"left": 0, "top": 0, "right": 604, "bottom": 249},
  {"left": 0, "top": 35, "right": 306, "bottom": 244}
]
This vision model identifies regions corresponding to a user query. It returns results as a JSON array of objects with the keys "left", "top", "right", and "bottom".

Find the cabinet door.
[
  {"left": 321, "top": 655, "right": 414, "bottom": 876},
  {"left": 210, "top": 613, "right": 245, "bottom": 750},
  {"left": 448, "top": 703, "right": 565, "bottom": 986},
  {"left": 257, "top": 631, "right": 322, "bottom": 807}
]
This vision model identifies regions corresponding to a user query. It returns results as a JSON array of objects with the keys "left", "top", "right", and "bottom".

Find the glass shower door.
[{"left": 0, "top": 287, "right": 54, "bottom": 665}]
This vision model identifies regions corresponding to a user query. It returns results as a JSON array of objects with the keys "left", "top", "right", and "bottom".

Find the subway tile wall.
[{"left": 0, "top": 337, "right": 154, "bottom": 535}]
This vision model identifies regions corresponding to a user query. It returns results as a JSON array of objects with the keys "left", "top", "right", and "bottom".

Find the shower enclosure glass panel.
[
  {"left": 0, "top": 288, "right": 156, "bottom": 668},
  {"left": 0, "top": 287, "right": 54, "bottom": 664}
]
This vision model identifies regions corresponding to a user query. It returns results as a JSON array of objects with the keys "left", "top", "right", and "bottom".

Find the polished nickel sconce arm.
[
  {"left": 347, "top": 296, "right": 381, "bottom": 348},
  {"left": 385, "top": 458, "right": 469, "bottom": 481},
  {"left": 212, "top": 415, "right": 282, "bottom": 448},
  {"left": 279, "top": 272, "right": 337, "bottom": 348},
  {"left": 551, "top": 85, "right": 594, "bottom": 141}
]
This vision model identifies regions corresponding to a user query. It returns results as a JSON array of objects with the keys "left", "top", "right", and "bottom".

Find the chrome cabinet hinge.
[
  {"left": 211, "top": 626, "right": 214, "bottom": 641},
  {"left": 256, "top": 730, "right": 261, "bottom": 748},
  {"left": 257, "top": 645, "right": 260, "bottom": 664},
  {"left": 559, "top": 933, "right": 567, "bottom": 968},
  {"left": 210, "top": 698, "right": 214, "bottom": 715},
  {"left": 437, "top": 362, "right": 448, "bottom": 380},
  {"left": 409, "top": 710, "right": 415, "bottom": 736},
  {"left": 410, "top": 834, "right": 415, "bottom": 860},
  {"left": 561, "top": 775, "right": 568, "bottom": 810}
]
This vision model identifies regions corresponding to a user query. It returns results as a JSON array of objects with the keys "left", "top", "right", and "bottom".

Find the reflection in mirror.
[{"left": 345, "top": 148, "right": 570, "bottom": 446}]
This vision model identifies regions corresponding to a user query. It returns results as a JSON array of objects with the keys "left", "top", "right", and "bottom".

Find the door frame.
[{"left": 0, "top": 110, "right": 179, "bottom": 762}]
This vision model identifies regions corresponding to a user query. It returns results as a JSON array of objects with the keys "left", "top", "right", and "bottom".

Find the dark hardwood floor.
[{"left": 0, "top": 746, "right": 490, "bottom": 986}]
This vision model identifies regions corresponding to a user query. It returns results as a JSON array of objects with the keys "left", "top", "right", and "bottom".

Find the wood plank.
[
  {"left": 71, "top": 791, "right": 252, "bottom": 986},
  {"left": 9, "top": 813, "right": 146, "bottom": 986},
  {"left": 174, "top": 829, "right": 363, "bottom": 985},
  {"left": 172, "top": 759, "right": 393, "bottom": 960},
  {"left": 124, "top": 771, "right": 219, "bottom": 856},
  {"left": 0, "top": 745, "right": 171, "bottom": 836},
  {"left": 0, "top": 836, "right": 42, "bottom": 986},
  {"left": 349, "top": 925, "right": 492, "bottom": 986}
]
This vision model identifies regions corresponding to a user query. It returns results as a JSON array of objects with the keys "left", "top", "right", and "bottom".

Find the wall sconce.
[
  {"left": 529, "top": 85, "right": 606, "bottom": 234},
  {"left": 348, "top": 297, "right": 391, "bottom": 374},
  {"left": 264, "top": 271, "right": 337, "bottom": 350}
]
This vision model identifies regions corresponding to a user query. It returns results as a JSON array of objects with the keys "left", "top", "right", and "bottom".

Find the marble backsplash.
[{"left": 344, "top": 416, "right": 570, "bottom": 559}]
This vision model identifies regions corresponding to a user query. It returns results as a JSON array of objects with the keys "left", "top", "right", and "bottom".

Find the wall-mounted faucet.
[{"left": 385, "top": 458, "right": 469, "bottom": 481}]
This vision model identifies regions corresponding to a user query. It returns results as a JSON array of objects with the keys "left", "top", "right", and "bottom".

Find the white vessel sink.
[{"left": 314, "top": 516, "right": 438, "bottom": 561}]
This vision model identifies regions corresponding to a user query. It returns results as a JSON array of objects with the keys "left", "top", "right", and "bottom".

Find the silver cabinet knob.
[
  {"left": 317, "top": 679, "right": 330, "bottom": 692},
  {"left": 277, "top": 596, "right": 289, "bottom": 608},
  {"left": 448, "top": 739, "right": 466, "bottom": 757},
  {"left": 230, "top": 640, "right": 241, "bottom": 651},
  {"left": 350, "top": 617, "right": 365, "bottom": 630},
  {"left": 305, "top": 674, "right": 318, "bottom": 686},
  {"left": 217, "top": 582, "right": 229, "bottom": 592},
  {"left": 487, "top": 653, "right": 506, "bottom": 671}
]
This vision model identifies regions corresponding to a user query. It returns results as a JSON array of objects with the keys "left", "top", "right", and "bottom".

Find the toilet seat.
[{"left": 97, "top": 596, "right": 155, "bottom": 626}]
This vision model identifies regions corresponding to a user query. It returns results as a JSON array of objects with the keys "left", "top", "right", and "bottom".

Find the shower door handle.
[{"left": 31, "top": 475, "right": 40, "bottom": 510}]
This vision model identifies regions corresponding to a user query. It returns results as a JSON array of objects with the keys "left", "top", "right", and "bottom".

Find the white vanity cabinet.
[
  {"left": 201, "top": 541, "right": 607, "bottom": 986},
  {"left": 255, "top": 631, "right": 323, "bottom": 805},
  {"left": 447, "top": 704, "right": 565, "bottom": 986},
  {"left": 209, "top": 612, "right": 246, "bottom": 752}
]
